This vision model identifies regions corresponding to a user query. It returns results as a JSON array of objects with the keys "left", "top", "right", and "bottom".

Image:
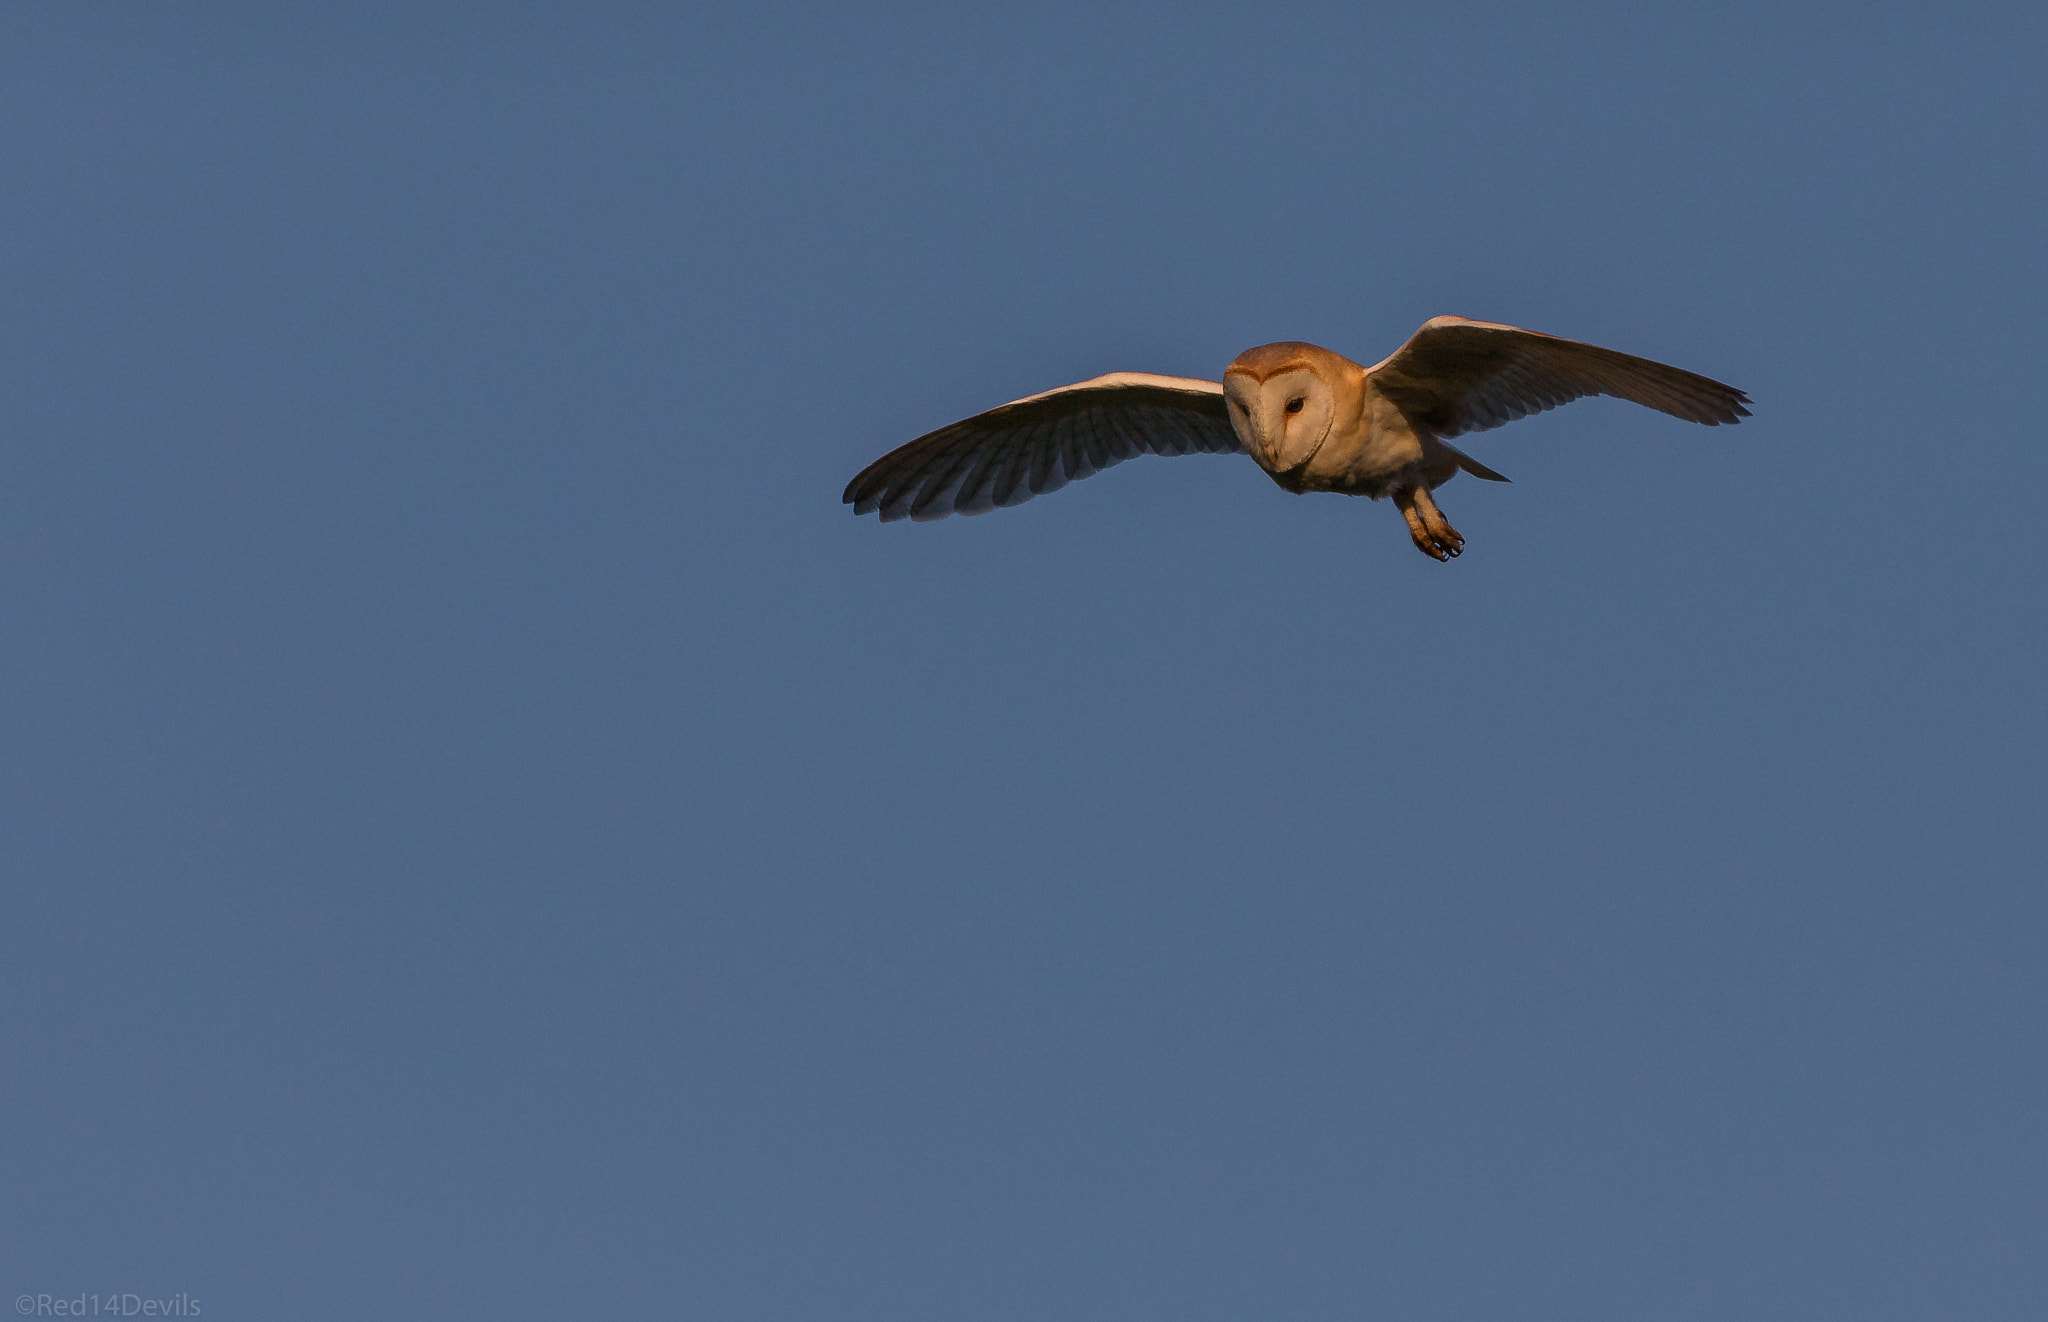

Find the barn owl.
[{"left": 842, "top": 316, "right": 1749, "bottom": 559}]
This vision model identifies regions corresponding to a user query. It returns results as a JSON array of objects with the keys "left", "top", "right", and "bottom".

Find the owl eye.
[{"left": 1285, "top": 397, "right": 1304, "bottom": 414}]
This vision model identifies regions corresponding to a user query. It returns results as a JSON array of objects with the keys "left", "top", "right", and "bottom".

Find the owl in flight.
[{"left": 843, "top": 316, "right": 1749, "bottom": 559}]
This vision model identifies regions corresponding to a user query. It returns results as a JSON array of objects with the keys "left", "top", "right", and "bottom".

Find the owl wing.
[
  {"left": 1366, "top": 316, "right": 1750, "bottom": 440},
  {"left": 843, "top": 372, "right": 1242, "bottom": 522}
]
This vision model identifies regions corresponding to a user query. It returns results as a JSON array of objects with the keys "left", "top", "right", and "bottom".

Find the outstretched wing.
[
  {"left": 1367, "top": 316, "right": 1751, "bottom": 440},
  {"left": 844, "top": 372, "right": 1241, "bottom": 522}
]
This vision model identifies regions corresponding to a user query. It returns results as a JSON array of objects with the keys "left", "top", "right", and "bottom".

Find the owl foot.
[{"left": 1397, "top": 487, "right": 1464, "bottom": 561}]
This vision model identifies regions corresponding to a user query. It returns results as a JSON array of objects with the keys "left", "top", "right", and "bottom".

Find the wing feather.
[
  {"left": 1059, "top": 406, "right": 1099, "bottom": 484},
  {"left": 844, "top": 373, "right": 1241, "bottom": 521},
  {"left": 1027, "top": 412, "right": 1066, "bottom": 497},
  {"left": 989, "top": 416, "right": 1040, "bottom": 510},
  {"left": 1368, "top": 316, "right": 1750, "bottom": 440}
]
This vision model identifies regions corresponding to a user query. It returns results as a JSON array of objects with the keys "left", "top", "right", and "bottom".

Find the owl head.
[{"left": 1221, "top": 341, "right": 1363, "bottom": 478}]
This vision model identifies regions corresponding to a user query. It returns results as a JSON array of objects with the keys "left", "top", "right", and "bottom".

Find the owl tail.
[{"left": 1443, "top": 443, "right": 1510, "bottom": 483}]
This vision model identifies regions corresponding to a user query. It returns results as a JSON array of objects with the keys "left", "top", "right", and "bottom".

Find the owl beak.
[{"left": 1244, "top": 414, "right": 1285, "bottom": 470}]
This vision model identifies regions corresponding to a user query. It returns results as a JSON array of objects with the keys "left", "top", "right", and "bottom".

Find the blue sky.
[{"left": 2, "top": 4, "right": 2044, "bottom": 1319}]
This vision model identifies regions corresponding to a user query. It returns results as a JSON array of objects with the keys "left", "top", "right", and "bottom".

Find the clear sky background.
[{"left": 2, "top": 4, "right": 2043, "bottom": 1319}]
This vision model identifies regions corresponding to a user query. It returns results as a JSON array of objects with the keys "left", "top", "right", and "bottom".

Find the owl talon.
[{"left": 1398, "top": 488, "right": 1464, "bottom": 561}]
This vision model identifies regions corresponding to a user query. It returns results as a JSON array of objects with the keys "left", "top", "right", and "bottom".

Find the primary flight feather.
[{"left": 843, "top": 316, "right": 1750, "bottom": 559}]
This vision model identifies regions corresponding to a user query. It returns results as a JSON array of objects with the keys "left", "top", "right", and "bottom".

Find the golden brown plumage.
[{"left": 844, "top": 317, "right": 1749, "bottom": 559}]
